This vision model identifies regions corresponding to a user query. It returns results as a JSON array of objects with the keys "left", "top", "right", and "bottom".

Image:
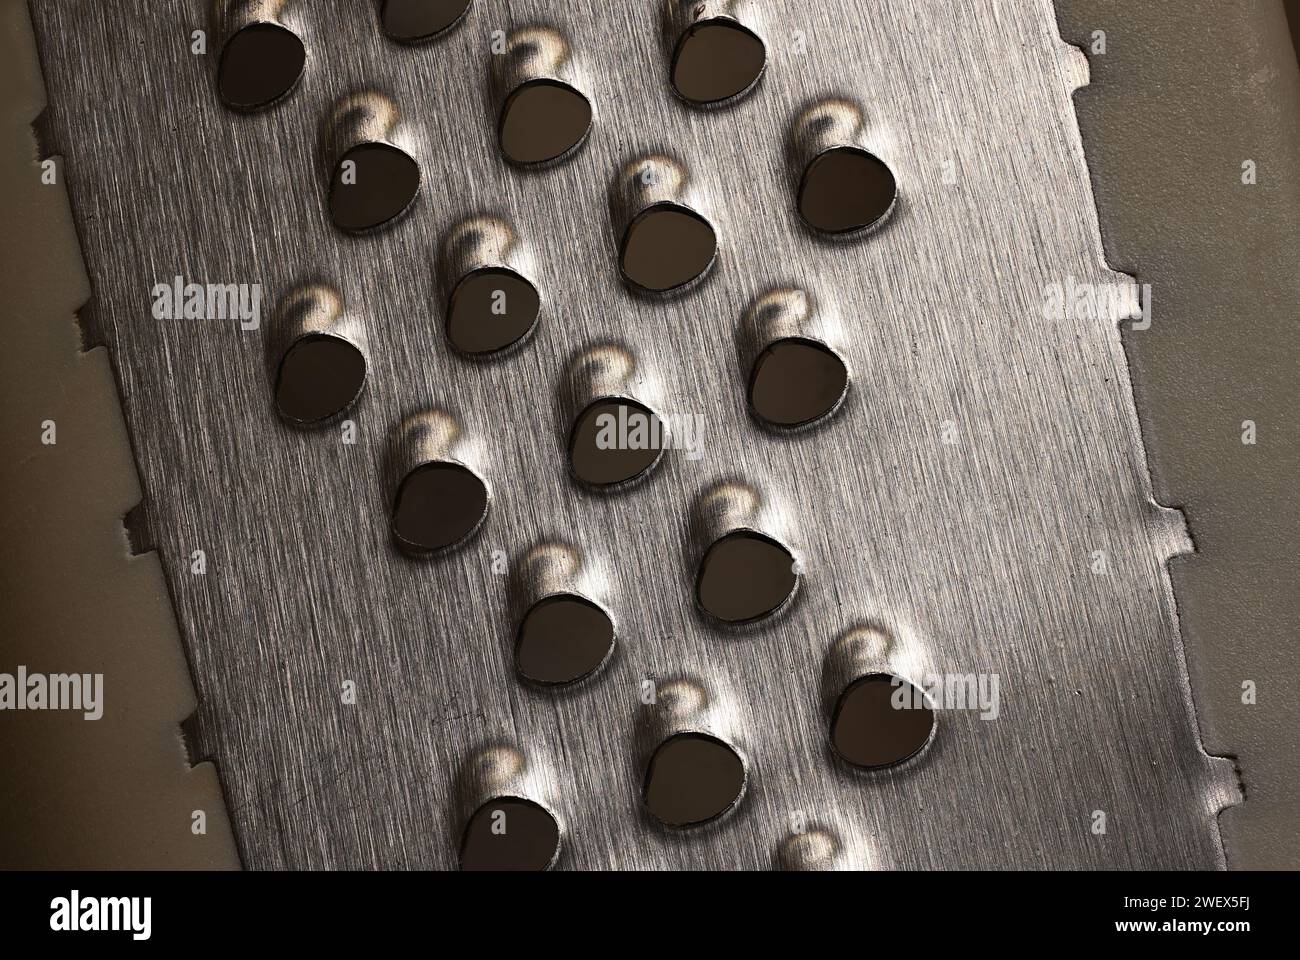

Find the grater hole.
[
  {"left": 568, "top": 399, "right": 666, "bottom": 488},
  {"left": 748, "top": 337, "right": 848, "bottom": 428},
  {"left": 670, "top": 19, "right": 766, "bottom": 106},
  {"left": 217, "top": 22, "right": 306, "bottom": 111},
  {"left": 459, "top": 797, "right": 560, "bottom": 871},
  {"left": 498, "top": 79, "right": 593, "bottom": 166},
  {"left": 798, "top": 146, "right": 896, "bottom": 235},
  {"left": 380, "top": 0, "right": 472, "bottom": 42},
  {"left": 329, "top": 142, "right": 420, "bottom": 234},
  {"left": 619, "top": 203, "right": 717, "bottom": 293},
  {"left": 516, "top": 594, "right": 615, "bottom": 686},
  {"left": 696, "top": 531, "right": 796, "bottom": 624},
  {"left": 644, "top": 733, "right": 745, "bottom": 827},
  {"left": 391, "top": 462, "right": 488, "bottom": 555},
  {"left": 446, "top": 267, "right": 540, "bottom": 356},
  {"left": 274, "top": 334, "right": 366, "bottom": 425},
  {"left": 830, "top": 674, "right": 935, "bottom": 769}
]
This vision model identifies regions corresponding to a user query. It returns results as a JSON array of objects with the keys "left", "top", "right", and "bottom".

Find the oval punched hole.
[
  {"left": 696, "top": 530, "right": 796, "bottom": 624},
  {"left": 381, "top": 0, "right": 471, "bottom": 42},
  {"left": 643, "top": 732, "right": 745, "bottom": 827},
  {"left": 446, "top": 267, "right": 540, "bottom": 355},
  {"left": 830, "top": 674, "right": 935, "bottom": 769},
  {"left": 798, "top": 146, "right": 897, "bottom": 235},
  {"left": 391, "top": 461, "right": 488, "bottom": 554},
  {"left": 748, "top": 337, "right": 848, "bottom": 427},
  {"left": 329, "top": 142, "right": 420, "bottom": 233},
  {"left": 498, "top": 79, "right": 593, "bottom": 166},
  {"left": 218, "top": 21, "right": 306, "bottom": 111},
  {"left": 459, "top": 797, "right": 560, "bottom": 871},
  {"left": 516, "top": 594, "right": 615, "bottom": 686},
  {"left": 569, "top": 399, "right": 666, "bottom": 488},
  {"left": 619, "top": 203, "right": 717, "bottom": 293},
  {"left": 671, "top": 18, "right": 766, "bottom": 105},
  {"left": 274, "top": 333, "right": 366, "bottom": 425}
]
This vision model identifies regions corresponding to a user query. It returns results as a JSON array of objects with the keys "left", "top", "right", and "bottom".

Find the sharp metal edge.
[{"left": 28, "top": 0, "right": 1239, "bottom": 869}]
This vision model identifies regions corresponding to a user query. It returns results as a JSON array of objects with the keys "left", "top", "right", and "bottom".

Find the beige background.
[{"left": 1056, "top": 0, "right": 1299, "bottom": 870}]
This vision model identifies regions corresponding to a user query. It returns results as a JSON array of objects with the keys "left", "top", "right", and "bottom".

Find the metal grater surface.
[{"left": 30, "top": 0, "right": 1238, "bottom": 869}]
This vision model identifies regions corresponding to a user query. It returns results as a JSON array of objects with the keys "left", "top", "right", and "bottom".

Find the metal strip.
[{"left": 30, "top": 0, "right": 1237, "bottom": 869}]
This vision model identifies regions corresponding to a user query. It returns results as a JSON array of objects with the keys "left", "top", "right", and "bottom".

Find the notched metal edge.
[
  {"left": 19, "top": 13, "right": 243, "bottom": 864},
  {"left": 1049, "top": 5, "right": 1243, "bottom": 862}
]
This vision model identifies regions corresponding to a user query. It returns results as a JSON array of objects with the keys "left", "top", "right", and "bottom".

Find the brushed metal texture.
[{"left": 29, "top": 0, "right": 1238, "bottom": 869}]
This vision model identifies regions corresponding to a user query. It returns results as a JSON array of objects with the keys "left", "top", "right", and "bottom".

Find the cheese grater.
[{"left": 27, "top": 0, "right": 1239, "bottom": 869}]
